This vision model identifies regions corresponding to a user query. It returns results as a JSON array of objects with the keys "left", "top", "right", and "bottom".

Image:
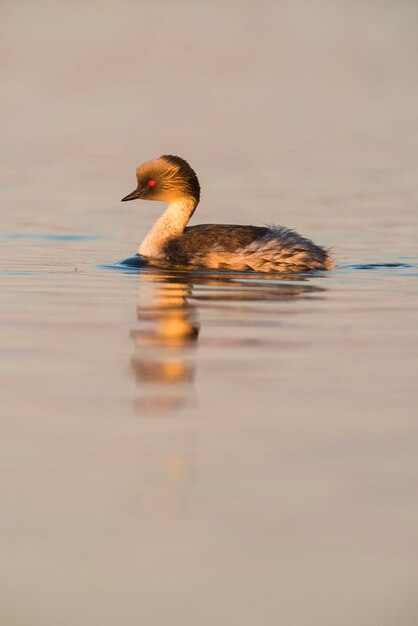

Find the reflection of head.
[{"left": 131, "top": 299, "right": 199, "bottom": 347}]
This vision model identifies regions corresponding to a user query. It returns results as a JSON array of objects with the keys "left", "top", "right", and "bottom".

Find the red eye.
[{"left": 148, "top": 179, "right": 157, "bottom": 187}]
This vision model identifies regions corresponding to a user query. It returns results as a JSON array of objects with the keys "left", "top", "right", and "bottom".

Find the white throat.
[{"left": 138, "top": 197, "right": 197, "bottom": 259}]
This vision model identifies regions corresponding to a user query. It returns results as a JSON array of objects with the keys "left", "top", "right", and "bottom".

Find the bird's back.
[
  {"left": 163, "top": 224, "right": 333, "bottom": 272},
  {"left": 164, "top": 224, "right": 268, "bottom": 265}
]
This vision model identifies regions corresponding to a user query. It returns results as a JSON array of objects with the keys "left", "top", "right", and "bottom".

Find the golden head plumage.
[{"left": 121, "top": 155, "right": 200, "bottom": 204}]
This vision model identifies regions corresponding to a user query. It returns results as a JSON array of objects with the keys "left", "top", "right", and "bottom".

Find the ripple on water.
[
  {"left": 3, "top": 232, "right": 103, "bottom": 242},
  {"left": 350, "top": 262, "right": 416, "bottom": 270}
]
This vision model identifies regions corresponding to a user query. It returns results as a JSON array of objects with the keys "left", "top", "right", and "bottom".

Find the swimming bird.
[{"left": 121, "top": 155, "right": 333, "bottom": 272}]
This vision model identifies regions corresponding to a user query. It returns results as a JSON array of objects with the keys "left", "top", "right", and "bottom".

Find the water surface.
[{"left": 1, "top": 1, "right": 418, "bottom": 625}]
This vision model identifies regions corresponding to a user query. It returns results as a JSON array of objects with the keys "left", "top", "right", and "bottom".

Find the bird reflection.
[
  {"left": 130, "top": 272, "right": 199, "bottom": 415},
  {"left": 125, "top": 263, "right": 327, "bottom": 512},
  {"left": 129, "top": 264, "right": 326, "bottom": 416}
]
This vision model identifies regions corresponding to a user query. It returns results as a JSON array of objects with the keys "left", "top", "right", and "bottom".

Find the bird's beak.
[{"left": 121, "top": 188, "right": 142, "bottom": 202}]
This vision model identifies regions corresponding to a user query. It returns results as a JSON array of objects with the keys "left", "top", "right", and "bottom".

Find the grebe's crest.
[{"left": 122, "top": 155, "right": 200, "bottom": 203}]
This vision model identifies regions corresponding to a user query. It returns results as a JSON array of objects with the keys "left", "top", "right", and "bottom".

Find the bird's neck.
[{"left": 138, "top": 196, "right": 198, "bottom": 259}]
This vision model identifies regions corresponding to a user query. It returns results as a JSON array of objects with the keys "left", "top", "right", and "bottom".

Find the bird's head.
[{"left": 121, "top": 155, "right": 200, "bottom": 204}]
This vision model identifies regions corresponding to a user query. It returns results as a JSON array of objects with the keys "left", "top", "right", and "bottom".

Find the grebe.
[{"left": 121, "top": 155, "right": 333, "bottom": 272}]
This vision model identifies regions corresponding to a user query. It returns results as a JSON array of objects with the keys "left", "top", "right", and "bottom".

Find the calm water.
[{"left": 1, "top": 1, "right": 418, "bottom": 625}]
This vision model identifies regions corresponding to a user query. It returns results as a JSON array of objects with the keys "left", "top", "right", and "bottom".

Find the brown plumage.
[{"left": 121, "top": 155, "right": 333, "bottom": 273}]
